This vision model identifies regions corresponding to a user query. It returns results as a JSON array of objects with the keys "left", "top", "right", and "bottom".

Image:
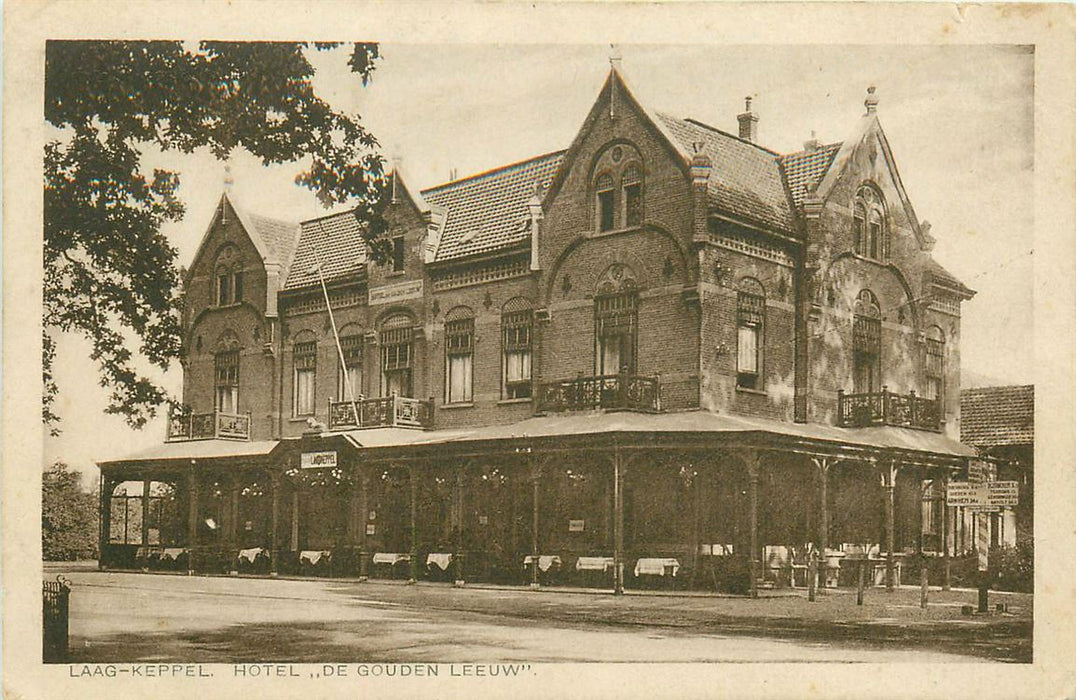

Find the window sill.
[
  {"left": 289, "top": 416, "right": 316, "bottom": 423},
  {"left": 385, "top": 270, "right": 406, "bottom": 278},
  {"left": 588, "top": 224, "right": 645, "bottom": 239},
  {"left": 735, "top": 386, "right": 768, "bottom": 396},
  {"left": 439, "top": 402, "right": 474, "bottom": 410},
  {"left": 497, "top": 398, "right": 532, "bottom": 405}
]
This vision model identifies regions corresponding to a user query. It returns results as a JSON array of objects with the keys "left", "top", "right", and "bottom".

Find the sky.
[{"left": 43, "top": 43, "right": 1035, "bottom": 484}]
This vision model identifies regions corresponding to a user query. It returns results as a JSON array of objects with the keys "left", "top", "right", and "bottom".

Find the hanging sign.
[{"left": 301, "top": 451, "right": 338, "bottom": 469}]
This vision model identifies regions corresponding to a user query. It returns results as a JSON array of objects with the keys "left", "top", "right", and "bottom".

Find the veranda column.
[
  {"left": 613, "top": 448, "right": 625, "bottom": 596},
  {"left": 942, "top": 470, "right": 951, "bottom": 590},
  {"left": 141, "top": 479, "right": 151, "bottom": 547},
  {"left": 187, "top": 466, "right": 199, "bottom": 575},
  {"left": 882, "top": 461, "right": 897, "bottom": 592},
  {"left": 745, "top": 449, "right": 761, "bottom": 599},
  {"left": 531, "top": 455, "right": 541, "bottom": 588},
  {"left": 358, "top": 471, "right": 369, "bottom": 580},
  {"left": 455, "top": 464, "right": 465, "bottom": 586},
  {"left": 269, "top": 474, "right": 280, "bottom": 575},
  {"left": 409, "top": 466, "right": 419, "bottom": 583},
  {"left": 98, "top": 475, "right": 111, "bottom": 570},
  {"left": 811, "top": 456, "right": 833, "bottom": 592},
  {"left": 290, "top": 490, "right": 300, "bottom": 553}
]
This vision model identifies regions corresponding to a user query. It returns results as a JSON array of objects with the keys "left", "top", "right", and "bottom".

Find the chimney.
[
  {"left": 804, "top": 131, "right": 821, "bottom": 153},
  {"left": 864, "top": 85, "right": 879, "bottom": 115},
  {"left": 737, "top": 96, "right": 759, "bottom": 142}
]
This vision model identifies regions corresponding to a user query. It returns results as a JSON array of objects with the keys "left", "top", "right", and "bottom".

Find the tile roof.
[
  {"left": 284, "top": 211, "right": 369, "bottom": 290},
  {"left": 422, "top": 152, "right": 565, "bottom": 262},
  {"left": 960, "top": 385, "right": 1034, "bottom": 449},
  {"left": 246, "top": 212, "right": 299, "bottom": 272},
  {"left": 779, "top": 143, "right": 842, "bottom": 207},
  {"left": 653, "top": 113, "right": 797, "bottom": 234},
  {"left": 926, "top": 258, "right": 974, "bottom": 296}
]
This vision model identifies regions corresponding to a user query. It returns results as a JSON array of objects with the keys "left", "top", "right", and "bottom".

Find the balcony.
[
  {"left": 167, "top": 410, "right": 251, "bottom": 442},
  {"left": 535, "top": 373, "right": 661, "bottom": 414},
  {"left": 837, "top": 387, "right": 941, "bottom": 432},
  {"left": 327, "top": 395, "right": 434, "bottom": 431}
]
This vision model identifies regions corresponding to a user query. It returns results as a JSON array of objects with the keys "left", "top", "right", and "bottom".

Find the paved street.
[{"left": 53, "top": 565, "right": 1031, "bottom": 664}]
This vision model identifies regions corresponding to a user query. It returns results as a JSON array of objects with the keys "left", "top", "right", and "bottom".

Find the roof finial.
[
  {"left": 391, "top": 151, "right": 402, "bottom": 204},
  {"left": 609, "top": 44, "right": 622, "bottom": 70},
  {"left": 223, "top": 161, "right": 234, "bottom": 193},
  {"left": 865, "top": 85, "right": 879, "bottom": 114}
]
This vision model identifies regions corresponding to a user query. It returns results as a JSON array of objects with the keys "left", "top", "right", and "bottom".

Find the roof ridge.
[
  {"left": 421, "top": 150, "right": 567, "bottom": 195},
  {"left": 780, "top": 141, "right": 843, "bottom": 161},
  {"left": 678, "top": 116, "right": 782, "bottom": 157}
]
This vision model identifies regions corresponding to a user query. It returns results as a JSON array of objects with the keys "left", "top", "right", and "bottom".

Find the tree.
[
  {"left": 42, "top": 461, "right": 99, "bottom": 560},
  {"left": 44, "top": 41, "right": 388, "bottom": 432}
]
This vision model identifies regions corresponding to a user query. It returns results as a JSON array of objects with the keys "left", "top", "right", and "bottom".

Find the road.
[{"left": 58, "top": 569, "right": 1030, "bottom": 663}]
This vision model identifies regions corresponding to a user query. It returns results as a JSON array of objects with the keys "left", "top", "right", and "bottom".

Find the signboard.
[
  {"left": 369, "top": 279, "right": 423, "bottom": 305},
  {"left": 568, "top": 519, "right": 585, "bottom": 532},
  {"left": 968, "top": 460, "right": 994, "bottom": 483},
  {"left": 946, "top": 481, "right": 1019, "bottom": 507},
  {"left": 300, "top": 451, "right": 338, "bottom": 469}
]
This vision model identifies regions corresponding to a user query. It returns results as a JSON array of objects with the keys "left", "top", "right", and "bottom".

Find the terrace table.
[
  {"left": 427, "top": 553, "right": 454, "bottom": 571},
  {"left": 633, "top": 558, "right": 681, "bottom": 577},
  {"left": 238, "top": 547, "right": 266, "bottom": 565},
  {"left": 575, "top": 556, "right": 615, "bottom": 572},
  {"left": 522, "top": 555, "right": 561, "bottom": 572},
  {"left": 372, "top": 552, "right": 411, "bottom": 579}
]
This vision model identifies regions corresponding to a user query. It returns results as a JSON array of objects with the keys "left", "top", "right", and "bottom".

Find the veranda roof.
[{"left": 98, "top": 439, "right": 279, "bottom": 468}]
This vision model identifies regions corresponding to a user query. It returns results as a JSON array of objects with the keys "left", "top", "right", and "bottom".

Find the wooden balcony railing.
[
  {"left": 167, "top": 409, "right": 251, "bottom": 442},
  {"left": 837, "top": 387, "right": 941, "bottom": 432},
  {"left": 535, "top": 372, "right": 661, "bottom": 414},
  {"left": 327, "top": 395, "right": 434, "bottom": 431}
]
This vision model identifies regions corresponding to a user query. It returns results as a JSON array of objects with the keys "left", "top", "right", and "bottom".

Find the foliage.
[
  {"left": 44, "top": 41, "right": 388, "bottom": 432},
  {"left": 42, "top": 461, "right": 99, "bottom": 560},
  {"left": 991, "top": 539, "right": 1034, "bottom": 593}
]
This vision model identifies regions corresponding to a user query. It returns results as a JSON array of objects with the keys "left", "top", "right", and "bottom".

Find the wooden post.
[
  {"left": 613, "top": 448, "right": 625, "bottom": 596},
  {"left": 807, "top": 553, "right": 817, "bottom": 602},
  {"left": 920, "top": 565, "right": 929, "bottom": 609},
  {"left": 942, "top": 471, "right": 951, "bottom": 591},
  {"left": 270, "top": 474, "right": 280, "bottom": 575},
  {"left": 187, "top": 466, "right": 199, "bottom": 575},
  {"left": 455, "top": 465, "right": 465, "bottom": 586},
  {"left": 141, "top": 478, "right": 151, "bottom": 548},
  {"left": 884, "top": 462, "right": 896, "bottom": 592},
  {"left": 409, "top": 467, "right": 419, "bottom": 583},
  {"left": 811, "top": 456, "right": 832, "bottom": 594},
  {"left": 692, "top": 460, "right": 701, "bottom": 590},
  {"left": 747, "top": 450, "right": 760, "bottom": 599},
  {"left": 856, "top": 558, "right": 865, "bottom": 605},
  {"left": 531, "top": 457, "right": 540, "bottom": 589},
  {"left": 229, "top": 477, "right": 240, "bottom": 554},
  {"left": 99, "top": 475, "right": 111, "bottom": 570}
]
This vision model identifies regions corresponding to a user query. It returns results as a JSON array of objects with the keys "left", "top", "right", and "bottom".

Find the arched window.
[
  {"left": 444, "top": 307, "right": 475, "bottom": 404},
  {"left": 594, "top": 264, "right": 639, "bottom": 375},
  {"left": 214, "top": 332, "right": 240, "bottom": 414},
  {"left": 853, "top": 186, "right": 886, "bottom": 260},
  {"left": 853, "top": 290, "right": 882, "bottom": 393},
  {"left": 736, "top": 278, "right": 765, "bottom": 390},
  {"left": 337, "top": 325, "right": 364, "bottom": 403},
  {"left": 595, "top": 172, "right": 615, "bottom": 232},
  {"left": 592, "top": 143, "right": 645, "bottom": 232},
  {"left": 925, "top": 326, "right": 945, "bottom": 402},
  {"left": 214, "top": 245, "right": 244, "bottom": 306},
  {"left": 380, "top": 314, "right": 414, "bottom": 398},
  {"left": 292, "top": 331, "right": 317, "bottom": 416},
  {"left": 502, "top": 297, "right": 533, "bottom": 400}
]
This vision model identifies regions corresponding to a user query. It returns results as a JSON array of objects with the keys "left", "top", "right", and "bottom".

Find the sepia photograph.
[{"left": 7, "top": 3, "right": 1076, "bottom": 699}]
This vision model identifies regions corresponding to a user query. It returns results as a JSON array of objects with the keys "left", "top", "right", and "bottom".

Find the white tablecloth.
[
  {"left": 372, "top": 552, "right": 411, "bottom": 565},
  {"left": 160, "top": 548, "right": 187, "bottom": 561},
  {"left": 238, "top": 547, "right": 265, "bottom": 564},
  {"left": 634, "top": 558, "right": 680, "bottom": 577},
  {"left": 575, "top": 556, "right": 615, "bottom": 572},
  {"left": 427, "top": 553, "right": 454, "bottom": 570},
  {"left": 523, "top": 555, "right": 562, "bottom": 572},
  {"left": 300, "top": 550, "right": 331, "bottom": 566}
]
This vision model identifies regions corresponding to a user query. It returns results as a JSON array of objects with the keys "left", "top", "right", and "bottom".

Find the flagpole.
[{"left": 311, "top": 221, "right": 361, "bottom": 426}]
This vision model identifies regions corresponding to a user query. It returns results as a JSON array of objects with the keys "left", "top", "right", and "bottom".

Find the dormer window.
[
  {"left": 592, "top": 143, "right": 644, "bottom": 232},
  {"left": 852, "top": 186, "right": 886, "bottom": 261}
]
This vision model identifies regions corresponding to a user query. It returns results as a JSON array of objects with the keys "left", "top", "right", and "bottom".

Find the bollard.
[
  {"left": 856, "top": 559, "right": 865, "bottom": 606},
  {"left": 920, "top": 566, "right": 928, "bottom": 609},
  {"left": 807, "top": 555, "right": 817, "bottom": 602}
]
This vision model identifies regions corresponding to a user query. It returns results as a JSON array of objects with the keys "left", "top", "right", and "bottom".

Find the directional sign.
[{"left": 947, "top": 481, "right": 1019, "bottom": 507}]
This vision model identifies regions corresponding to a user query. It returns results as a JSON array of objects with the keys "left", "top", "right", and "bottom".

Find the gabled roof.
[
  {"left": 654, "top": 113, "right": 798, "bottom": 234},
  {"left": 284, "top": 210, "right": 369, "bottom": 290},
  {"left": 422, "top": 152, "right": 564, "bottom": 262},
  {"left": 926, "top": 258, "right": 975, "bottom": 298},
  {"left": 960, "top": 385, "right": 1034, "bottom": 449},
  {"left": 780, "top": 143, "right": 842, "bottom": 207},
  {"left": 245, "top": 212, "right": 300, "bottom": 274}
]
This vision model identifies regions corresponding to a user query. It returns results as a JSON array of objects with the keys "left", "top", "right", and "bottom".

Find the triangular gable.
[{"left": 813, "top": 115, "right": 935, "bottom": 251}]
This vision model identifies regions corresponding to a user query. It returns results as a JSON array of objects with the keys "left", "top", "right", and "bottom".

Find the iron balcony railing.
[
  {"left": 327, "top": 395, "right": 434, "bottom": 431},
  {"left": 166, "top": 409, "right": 252, "bottom": 441},
  {"left": 535, "top": 372, "right": 661, "bottom": 414},
  {"left": 837, "top": 387, "right": 941, "bottom": 432}
]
